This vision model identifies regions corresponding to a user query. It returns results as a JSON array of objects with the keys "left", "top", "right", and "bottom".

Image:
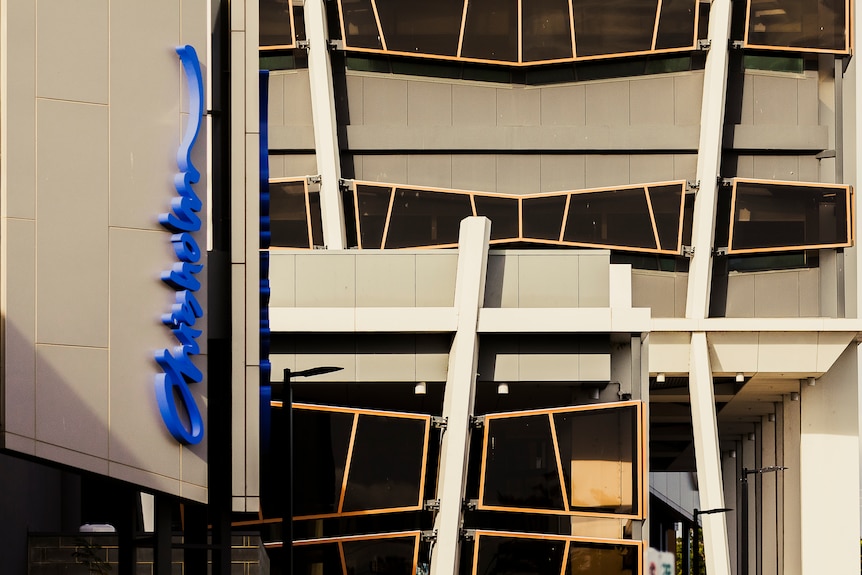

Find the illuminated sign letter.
[{"left": 155, "top": 45, "right": 205, "bottom": 445}]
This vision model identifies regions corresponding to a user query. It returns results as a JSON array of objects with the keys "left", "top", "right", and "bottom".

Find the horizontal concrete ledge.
[
  {"left": 724, "top": 124, "right": 828, "bottom": 151},
  {"left": 478, "top": 308, "right": 651, "bottom": 333},
  {"left": 342, "top": 125, "right": 700, "bottom": 151},
  {"left": 270, "top": 307, "right": 459, "bottom": 332},
  {"left": 651, "top": 317, "right": 862, "bottom": 332}
]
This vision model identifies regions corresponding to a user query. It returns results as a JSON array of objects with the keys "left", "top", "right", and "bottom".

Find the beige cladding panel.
[{"left": 2, "top": 0, "right": 211, "bottom": 500}]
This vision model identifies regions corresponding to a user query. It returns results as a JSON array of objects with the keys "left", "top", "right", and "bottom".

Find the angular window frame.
[
  {"left": 727, "top": 178, "right": 854, "bottom": 255},
  {"left": 335, "top": 0, "right": 699, "bottom": 66},
  {"left": 287, "top": 530, "right": 421, "bottom": 575},
  {"left": 261, "top": 0, "right": 299, "bottom": 50},
  {"left": 268, "top": 403, "right": 433, "bottom": 520},
  {"left": 477, "top": 401, "right": 646, "bottom": 519},
  {"left": 742, "top": 0, "right": 852, "bottom": 55},
  {"left": 269, "top": 177, "right": 324, "bottom": 250},
  {"left": 344, "top": 179, "right": 689, "bottom": 255},
  {"left": 470, "top": 530, "right": 643, "bottom": 575}
]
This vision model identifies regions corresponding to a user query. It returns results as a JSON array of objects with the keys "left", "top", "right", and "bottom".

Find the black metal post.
[
  {"left": 740, "top": 476, "right": 749, "bottom": 575},
  {"left": 692, "top": 511, "right": 700, "bottom": 575},
  {"left": 154, "top": 495, "right": 172, "bottom": 575}
]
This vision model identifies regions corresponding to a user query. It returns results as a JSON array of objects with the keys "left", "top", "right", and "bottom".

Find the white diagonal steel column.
[
  {"left": 689, "top": 332, "right": 732, "bottom": 575},
  {"left": 304, "top": 0, "right": 346, "bottom": 249},
  {"left": 430, "top": 217, "right": 491, "bottom": 575}
]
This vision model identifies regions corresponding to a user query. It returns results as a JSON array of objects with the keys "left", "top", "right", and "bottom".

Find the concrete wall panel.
[{"left": 408, "top": 80, "right": 452, "bottom": 126}]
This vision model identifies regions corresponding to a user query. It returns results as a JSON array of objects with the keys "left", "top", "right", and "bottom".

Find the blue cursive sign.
[{"left": 155, "top": 45, "right": 205, "bottom": 445}]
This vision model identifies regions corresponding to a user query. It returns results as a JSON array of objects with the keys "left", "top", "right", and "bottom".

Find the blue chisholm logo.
[{"left": 155, "top": 45, "right": 205, "bottom": 445}]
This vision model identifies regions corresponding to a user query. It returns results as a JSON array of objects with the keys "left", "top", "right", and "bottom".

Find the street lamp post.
[
  {"left": 691, "top": 507, "right": 732, "bottom": 575},
  {"left": 739, "top": 466, "right": 786, "bottom": 575},
  {"left": 273, "top": 366, "right": 343, "bottom": 575}
]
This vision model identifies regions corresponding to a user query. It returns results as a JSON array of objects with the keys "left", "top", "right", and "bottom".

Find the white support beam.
[
  {"left": 303, "top": 0, "right": 346, "bottom": 249},
  {"left": 430, "top": 217, "right": 491, "bottom": 575},
  {"left": 689, "top": 332, "right": 732, "bottom": 575},
  {"left": 685, "top": 0, "right": 733, "bottom": 319}
]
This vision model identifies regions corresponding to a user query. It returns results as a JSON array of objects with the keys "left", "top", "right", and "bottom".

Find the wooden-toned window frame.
[
  {"left": 742, "top": 0, "right": 852, "bottom": 55},
  {"left": 260, "top": 0, "right": 298, "bottom": 51},
  {"left": 476, "top": 401, "right": 646, "bottom": 520},
  {"left": 727, "top": 178, "right": 854, "bottom": 255},
  {"left": 346, "top": 179, "right": 688, "bottom": 255},
  {"left": 276, "top": 530, "right": 422, "bottom": 575},
  {"left": 266, "top": 403, "right": 432, "bottom": 520},
  {"left": 269, "top": 177, "right": 318, "bottom": 250},
  {"left": 335, "top": 0, "right": 699, "bottom": 66},
  {"left": 470, "top": 530, "right": 643, "bottom": 575}
]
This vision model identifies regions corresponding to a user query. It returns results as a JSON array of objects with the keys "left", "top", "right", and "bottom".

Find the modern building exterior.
[{"left": 0, "top": 0, "right": 861, "bottom": 574}]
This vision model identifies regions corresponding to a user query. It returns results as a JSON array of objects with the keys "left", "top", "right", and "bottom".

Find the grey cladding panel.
[
  {"left": 408, "top": 81, "right": 453, "bottom": 126},
  {"left": 363, "top": 76, "right": 408, "bottom": 126},
  {"left": 585, "top": 81, "right": 629, "bottom": 127},
  {"left": 629, "top": 77, "right": 675, "bottom": 126}
]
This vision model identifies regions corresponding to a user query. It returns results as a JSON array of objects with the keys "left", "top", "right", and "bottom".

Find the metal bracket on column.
[
  {"left": 714, "top": 246, "right": 728, "bottom": 257},
  {"left": 719, "top": 177, "right": 734, "bottom": 188},
  {"left": 306, "top": 175, "right": 322, "bottom": 185},
  {"left": 461, "top": 529, "right": 476, "bottom": 542},
  {"left": 431, "top": 416, "right": 448, "bottom": 430},
  {"left": 424, "top": 499, "right": 441, "bottom": 512},
  {"left": 463, "top": 499, "right": 479, "bottom": 511},
  {"left": 686, "top": 180, "right": 700, "bottom": 194},
  {"left": 697, "top": 39, "right": 712, "bottom": 51},
  {"left": 338, "top": 178, "right": 354, "bottom": 192},
  {"left": 421, "top": 530, "right": 438, "bottom": 543},
  {"left": 469, "top": 415, "right": 485, "bottom": 429},
  {"left": 682, "top": 245, "right": 695, "bottom": 258},
  {"left": 296, "top": 39, "right": 311, "bottom": 50},
  {"left": 328, "top": 39, "right": 344, "bottom": 50},
  {"left": 730, "top": 40, "right": 745, "bottom": 50}
]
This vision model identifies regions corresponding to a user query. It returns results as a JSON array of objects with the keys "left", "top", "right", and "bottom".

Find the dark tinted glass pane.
[
  {"left": 730, "top": 181, "right": 850, "bottom": 252},
  {"left": 746, "top": 0, "right": 847, "bottom": 52},
  {"left": 342, "top": 415, "right": 427, "bottom": 512},
  {"left": 522, "top": 195, "right": 567, "bottom": 241},
  {"left": 572, "top": 0, "right": 657, "bottom": 57},
  {"left": 309, "top": 191, "right": 324, "bottom": 247},
  {"left": 294, "top": 542, "right": 343, "bottom": 575},
  {"left": 461, "top": 0, "right": 518, "bottom": 62},
  {"left": 522, "top": 0, "right": 574, "bottom": 62},
  {"left": 376, "top": 0, "right": 463, "bottom": 56},
  {"left": 566, "top": 541, "right": 639, "bottom": 574},
  {"left": 356, "top": 184, "right": 391, "bottom": 248},
  {"left": 294, "top": 5, "right": 306, "bottom": 41},
  {"left": 293, "top": 409, "right": 355, "bottom": 517},
  {"left": 482, "top": 415, "right": 565, "bottom": 511},
  {"left": 261, "top": 0, "right": 295, "bottom": 47},
  {"left": 475, "top": 535, "right": 566, "bottom": 575},
  {"left": 474, "top": 195, "right": 520, "bottom": 240},
  {"left": 654, "top": 0, "right": 697, "bottom": 49},
  {"left": 342, "top": 537, "right": 416, "bottom": 575},
  {"left": 647, "top": 183, "right": 684, "bottom": 252},
  {"left": 564, "top": 188, "right": 657, "bottom": 250},
  {"left": 343, "top": 188, "right": 359, "bottom": 248},
  {"left": 340, "top": 0, "right": 384, "bottom": 50},
  {"left": 554, "top": 406, "right": 638, "bottom": 515},
  {"left": 386, "top": 189, "right": 473, "bottom": 248},
  {"left": 271, "top": 181, "right": 310, "bottom": 248}
]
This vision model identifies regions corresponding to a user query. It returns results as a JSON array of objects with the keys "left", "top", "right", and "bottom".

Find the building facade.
[{"left": 0, "top": 0, "right": 860, "bottom": 574}]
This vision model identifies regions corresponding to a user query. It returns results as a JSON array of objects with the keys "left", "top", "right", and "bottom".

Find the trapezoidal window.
[
  {"left": 477, "top": 401, "right": 645, "bottom": 518},
  {"left": 261, "top": 0, "right": 298, "bottom": 49},
  {"left": 293, "top": 531, "right": 421, "bottom": 575},
  {"left": 287, "top": 404, "right": 432, "bottom": 519},
  {"left": 727, "top": 178, "right": 852, "bottom": 255},
  {"left": 335, "top": 0, "right": 699, "bottom": 65},
  {"left": 470, "top": 531, "right": 642, "bottom": 575},
  {"left": 344, "top": 180, "right": 688, "bottom": 255},
  {"left": 270, "top": 178, "right": 325, "bottom": 249},
  {"left": 744, "top": 0, "right": 850, "bottom": 54}
]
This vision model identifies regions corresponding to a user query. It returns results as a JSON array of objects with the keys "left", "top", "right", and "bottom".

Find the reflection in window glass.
[
  {"left": 461, "top": 0, "right": 519, "bottom": 62},
  {"left": 655, "top": 0, "right": 697, "bottom": 49},
  {"left": 522, "top": 0, "right": 574, "bottom": 62},
  {"left": 554, "top": 406, "right": 638, "bottom": 515},
  {"left": 356, "top": 184, "right": 392, "bottom": 248},
  {"left": 294, "top": 542, "right": 342, "bottom": 575},
  {"left": 375, "top": 0, "right": 464, "bottom": 56},
  {"left": 342, "top": 415, "right": 428, "bottom": 512},
  {"left": 564, "top": 188, "right": 657, "bottom": 250},
  {"left": 745, "top": 0, "right": 848, "bottom": 52},
  {"left": 647, "top": 183, "right": 685, "bottom": 251},
  {"left": 572, "top": 0, "right": 657, "bottom": 57},
  {"left": 261, "top": 0, "right": 295, "bottom": 48},
  {"left": 294, "top": 409, "right": 354, "bottom": 517},
  {"left": 729, "top": 180, "right": 851, "bottom": 253},
  {"left": 270, "top": 180, "right": 310, "bottom": 248},
  {"left": 309, "top": 190, "right": 324, "bottom": 247},
  {"left": 522, "top": 195, "right": 567, "bottom": 241},
  {"left": 473, "top": 195, "right": 520, "bottom": 240},
  {"left": 471, "top": 532, "right": 640, "bottom": 575},
  {"left": 481, "top": 415, "right": 566, "bottom": 512},
  {"left": 342, "top": 536, "right": 418, "bottom": 575},
  {"left": 385, "top": 188, "right": 473, "bottom": 248},
  {"left": 474, "top": 535, "right": 566, "bottom": 575},
  {"left": 340, "top": 0, "right": 383, "bottom": 50}
]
